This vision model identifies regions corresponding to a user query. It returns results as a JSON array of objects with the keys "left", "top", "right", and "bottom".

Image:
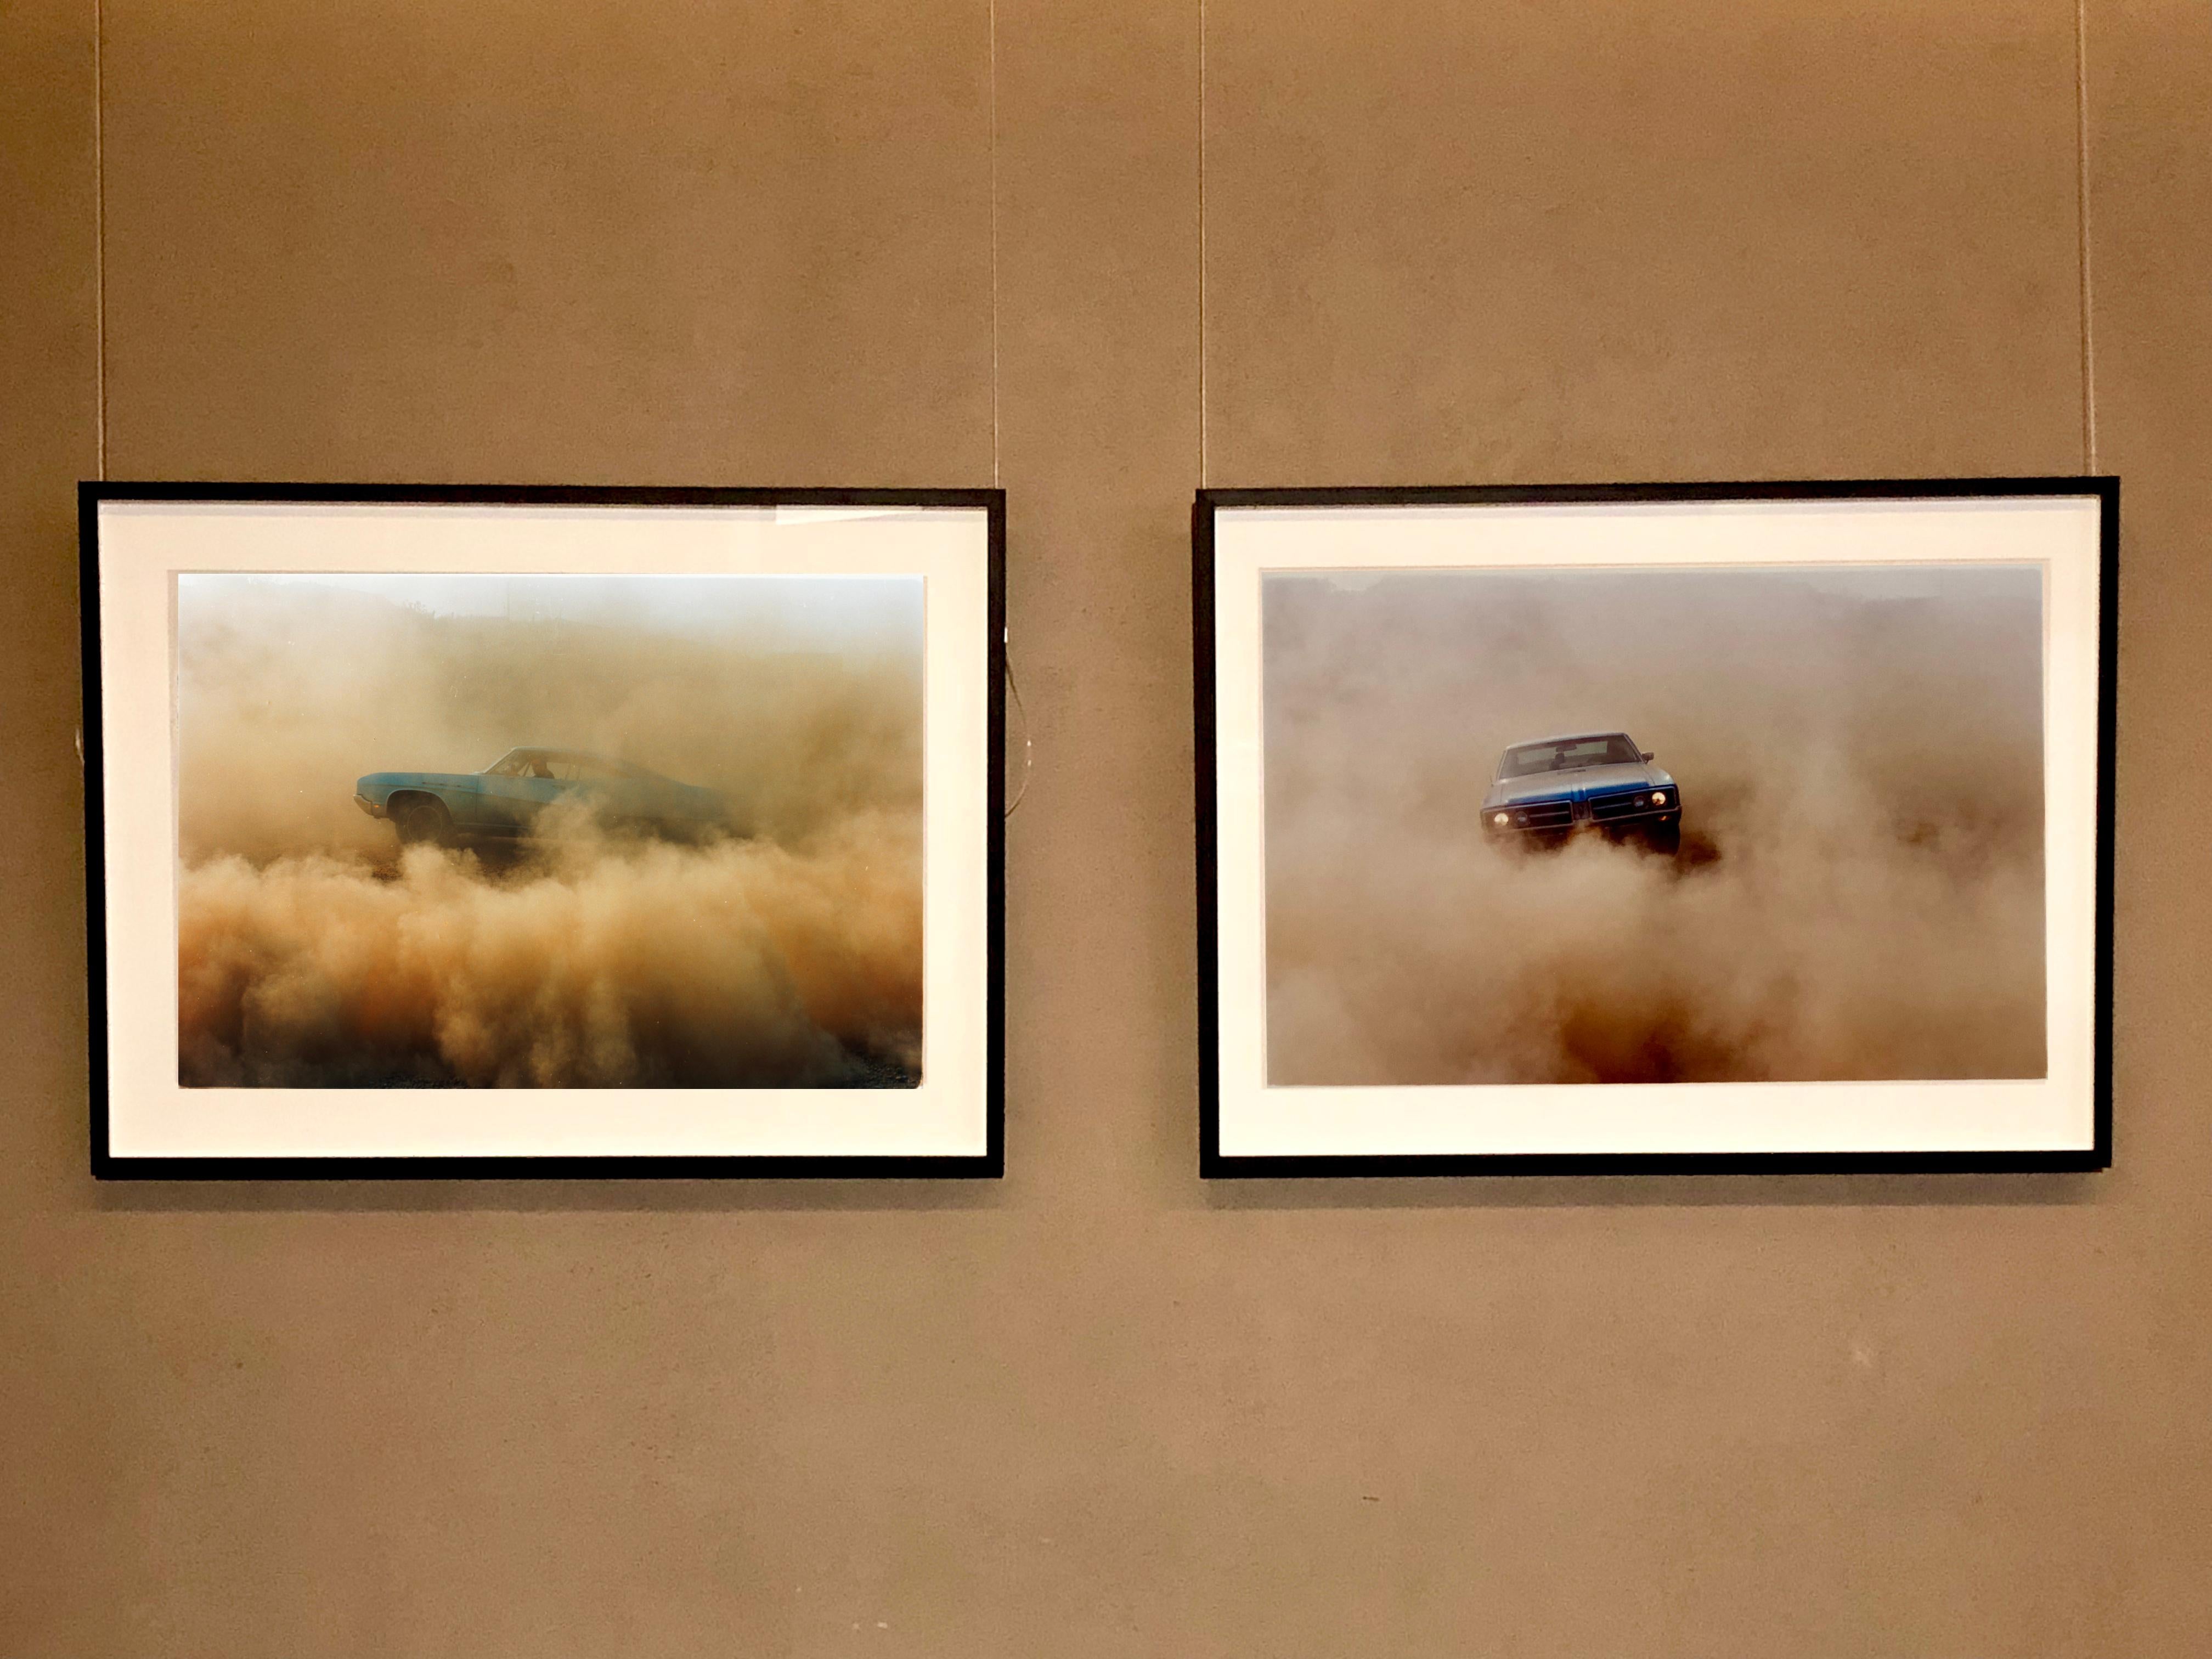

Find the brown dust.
[
  {"left": 176, "top": 578, "right": 923, "bottom": 1088},
  {"left": 1262, "top": 565, "right": 2048, "bottom": 1086}
]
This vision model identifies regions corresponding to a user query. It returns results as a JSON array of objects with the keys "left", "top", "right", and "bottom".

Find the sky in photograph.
[{"left": 180, "top": 572, "right": 922, "bottom": 652}]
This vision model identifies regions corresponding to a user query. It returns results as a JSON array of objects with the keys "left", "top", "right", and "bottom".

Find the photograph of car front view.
[
  {"left": 1479, "top": 731, "right": 1679, "bottom": 855},
  {"left": 1256, "top": 556, "right": 2051, "bottom": 1090}
]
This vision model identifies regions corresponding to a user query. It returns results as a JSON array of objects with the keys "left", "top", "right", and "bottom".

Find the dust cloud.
[
  {"left": 176, "top": 575, "right": 923, "bottom": 1088},
  {"left": 1262, "top": 563, "right": 2047, "bottom": 1085}
]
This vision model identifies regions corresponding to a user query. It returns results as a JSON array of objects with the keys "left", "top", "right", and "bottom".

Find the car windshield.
[{"left": 1499, "top": 735, "right": 1642, "bottom": 777}]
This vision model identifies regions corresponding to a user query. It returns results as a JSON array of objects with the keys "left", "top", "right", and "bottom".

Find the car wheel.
[
  {"left": 1645, "top": 820, "right": 1681, "bottom": 857},
  {"left": 392, "top": 796, "right": 454, "bottom": 847}
]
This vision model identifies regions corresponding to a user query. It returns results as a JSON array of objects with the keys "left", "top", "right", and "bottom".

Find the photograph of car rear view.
[
  {"left": 174, "top": 572, "right": 924, "bottom": 1089},
  {"left": 1261, "top": 562, "right": 2046, "bottom": 1086}
]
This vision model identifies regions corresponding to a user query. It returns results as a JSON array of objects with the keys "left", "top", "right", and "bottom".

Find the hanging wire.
[
  {"left": 988, "top": 0, "right": 1029, "bottom": 821},
  {"left": 2073, "top": 0, "right": 2100, "bottom": 474},
  {"left": 1194, "top": 0, "right": 1212, "bottom": 484},
  {"left": 988, "top": 0, "right": 1000, "bottom": 488},
  {"left": 94, "top": 0, "right": 107, "bottom": 479},
  {"left": 1003, "top": 648, "right": 1034, "bottom": 817}
]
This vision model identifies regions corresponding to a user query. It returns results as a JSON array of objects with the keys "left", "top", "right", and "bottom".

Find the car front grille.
[
  {"left": 1503, "top": 800, "right": 1575, "bottom": 831},
  {"left": 1590, "top": 789, "right": 1662, "bottom": 822}
]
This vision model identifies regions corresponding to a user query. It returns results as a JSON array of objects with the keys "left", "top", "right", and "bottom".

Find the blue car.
[
  {"left": 1481, "top": 730, "right": 1680, "bottom": 853},
  {"left": 356, "top": 748, "right": 729, "bottom": 846}
]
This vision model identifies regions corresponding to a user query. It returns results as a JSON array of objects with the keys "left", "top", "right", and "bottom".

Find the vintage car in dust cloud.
[
  {"left": 1480, "top": 730, "right": 1680, "bottom": 854},
  {"left": 355, "top": 747, "right": 729, "bottom": 845}
]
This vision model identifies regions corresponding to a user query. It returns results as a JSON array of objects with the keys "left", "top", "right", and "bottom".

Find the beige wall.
[{"left": 4, "top": 0, "right": 2209, "bottom": 1650}]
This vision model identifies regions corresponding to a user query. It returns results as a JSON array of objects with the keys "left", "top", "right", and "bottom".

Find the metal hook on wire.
[{"left": 1003, "top": 645, "right": 1034, "bottom": 819}]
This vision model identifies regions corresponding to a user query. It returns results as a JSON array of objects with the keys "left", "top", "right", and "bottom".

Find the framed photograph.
[
  {"left": 1195, "top": 479, "right": 2116, "bottom": 1176},
  {"left": 83, "top": 483, "right": 1003, "bottom": 1177}
]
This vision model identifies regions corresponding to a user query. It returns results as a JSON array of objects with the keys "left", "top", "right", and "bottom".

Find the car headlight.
[
  {"left": 1493, "top": 812, "right": 1509, "bottom": 827},
  {"left": 1651, "top": 792, "right": 1668, "bottom": 806}
]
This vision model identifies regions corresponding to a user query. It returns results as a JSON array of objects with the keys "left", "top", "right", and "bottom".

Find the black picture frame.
[
  {"left": 83, "top": 482, "right": 1005, "bottom": 1180},
  {"left": 1194, "top": 477, "right": 2118, "bottom": 1178}
]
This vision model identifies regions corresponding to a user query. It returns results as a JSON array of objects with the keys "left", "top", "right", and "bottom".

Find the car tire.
[
  {"left": 1645, "top": 820, "right": 1681, "bottom": 857},
  {"left": 392, "top": 795, "right": 454, "bottom": 848}
]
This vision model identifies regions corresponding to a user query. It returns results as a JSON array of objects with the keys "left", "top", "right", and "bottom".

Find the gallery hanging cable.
[
  {"left": 94, "top": 0, "right": 107, "bottom": 481},
  {"left": 988, "top": 0, "right": 1001, "bottom": 492},
  {"left": 986, "top": 0, "right": 1034, "bottom": 823},
  {"left": 1197, "top": 0, "right": 1208, "bottom": 486},
  {"left": 2074, "top": 0, "right": 2100, "bottom": 474}
]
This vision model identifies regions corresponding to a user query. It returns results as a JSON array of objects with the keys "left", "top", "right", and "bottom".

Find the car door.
[
  {"left": 435, "top": 774, "right": 507, "bottom": 832},
  {"left": 478, "top": 753, "right": 570, "bottom": 832},
  {"left": 525, "top": 755, "right": 588, "bottom": 827},
  {"left": 591, "top": 761, "right": 663, "bottom": 827}
]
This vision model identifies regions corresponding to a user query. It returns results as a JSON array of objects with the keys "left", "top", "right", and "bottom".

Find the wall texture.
[{"left": 4, "top": 0, "right": 2208, "bottom": 1652}]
